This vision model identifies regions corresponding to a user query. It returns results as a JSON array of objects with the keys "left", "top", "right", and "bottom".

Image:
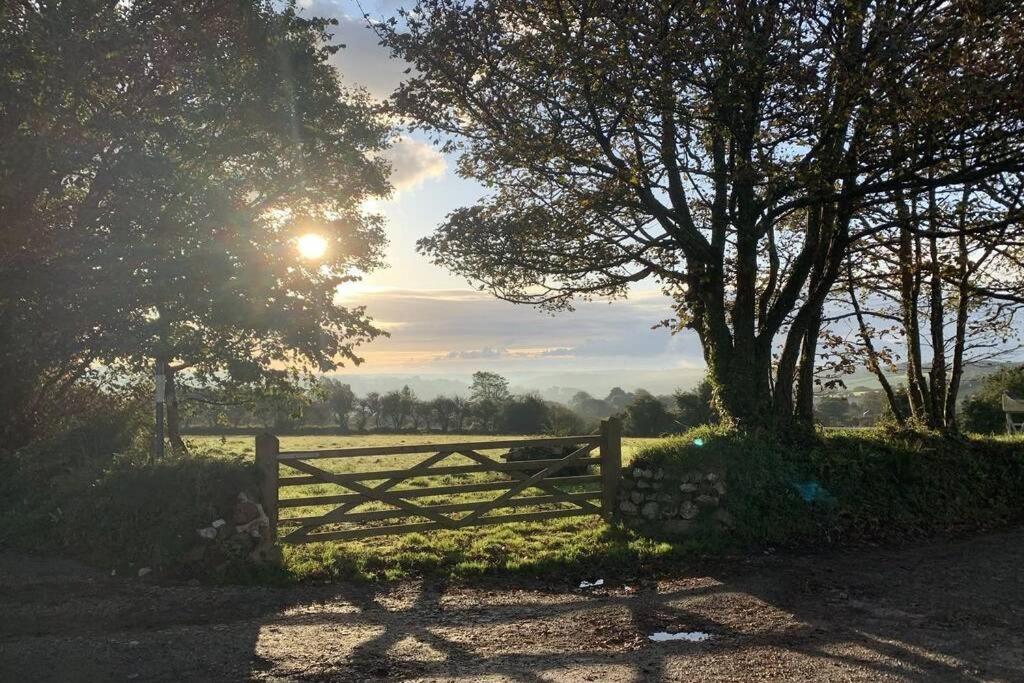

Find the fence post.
[
  {"left": 255, "top": 433, "right": 279, "bottom": 544},
  {"left": 599, "top": 417, "right": 622, "bottom": 521}
]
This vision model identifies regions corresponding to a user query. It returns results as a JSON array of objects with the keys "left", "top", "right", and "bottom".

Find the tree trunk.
[
  {"left": 848, "top": 262, "right": 904, "bottom": 422},
  {"left": 926, "top": 183, "right": 948, "bottom": 429},
  {"left": 897, "top": 197, "right": 930, "bottom": 421},
  {"left": 705, "top": 339, "right": 781, "bottom": 434},
  {"left": 795, "top": 316, "right": 822, "bottom": 424},
  {"left": 945, "top": 187, "right": 972, "bottom": 429},
  {"left": 163, "top": 364, "right": 188, "bottom": 455}
]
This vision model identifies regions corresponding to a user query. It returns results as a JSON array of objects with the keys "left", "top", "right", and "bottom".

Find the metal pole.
[{"left": 154, "top": 362, "right": 165, "bottom": 460}]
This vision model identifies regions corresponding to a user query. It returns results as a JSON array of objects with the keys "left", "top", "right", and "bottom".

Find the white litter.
[
  {"left": 578, "top": 579, "right": 604, "bottom": 588},
  {"left": 648, "top": 631, "right": 711, "bottom": 642}
]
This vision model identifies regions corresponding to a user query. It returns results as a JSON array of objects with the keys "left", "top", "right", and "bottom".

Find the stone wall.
[{"left": 617, "top": 462, "right": 734, "bottom": 536}]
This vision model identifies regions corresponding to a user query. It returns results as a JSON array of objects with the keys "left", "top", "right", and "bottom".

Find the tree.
[
  {"left": 397, "top": 385, "right": 418, "bottom": 430},
  {"left": 500, "top": 394, "right": 549, "bottom": 434},
  {"left": 367, "top": 385, "right": 420, "bottom": 432},
  {"left": 962, "top": 366, "right": 1024, "bottom": 433},
  {"left": 382, "top": 0, "right": 1024, "bottom": 433},
  {"left": 815, "top": 396, "right": 854, "bottom": 427},
  {"left": 840, "top": 172, "right": 1024, "bottom": 430},
  {"left": 253, "top": 387, "right": 310, "bottom": 433},
  {"left": 2, "top": 1, "right": 392, "bottom": 454},
  {"left": 379, "top": 390, "right": 405, "bottom": 430},
  {"left": 451, "top": 395, "right": 470, "bottom": 432},
  {"left": 623, "top": 391, "right": 676, "bottom": 437},
  {"left": 673, "top": 380, "right": 718, "bottom": 429},
  {"left": 472, "top": 398, "right": 502, "bottom": 434},
  {"left": 321, "top": 379, "right": 356, "bottom": 432},
  {"left": 469, "top": 371, "right": 511, "bottom": 404},
  {"left": 0, "top": 0, "right": 148, "bottom": 447},
  {"left": 361, "top": 392, "right": 382, "bottom": 430},
  {"left": 351, "top": 397, "right": 373, "bottom": 432},
  {"left": 413, "top": 400, "right": 435, "bottom": 431},
  {"left": 604, "top": 388, "right": 635, "bottom": 414},
  {"left": 467, "top": 371, "right": 510, "bottom": 432},
  {"left": 545, "top": 402, "right": 585, "bottom": 436},
  {"left": 430, "top": 396, "right": 458, "bottom": 432},
  {"left": 569, "top": 391, "right": 613, "bottom": 422}
]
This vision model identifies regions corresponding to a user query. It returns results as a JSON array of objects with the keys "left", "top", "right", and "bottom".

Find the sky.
[{"left": 298, "top": 0, "right": 705, "bottom": 395}]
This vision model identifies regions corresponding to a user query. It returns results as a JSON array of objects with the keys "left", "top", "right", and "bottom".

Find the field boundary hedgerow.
[{"left": 1, "top": 426, "right": 1022, "bottom": 583}]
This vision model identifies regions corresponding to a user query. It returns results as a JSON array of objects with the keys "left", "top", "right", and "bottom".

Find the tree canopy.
[
  {"left": 1, "top": 1, "right": 392, "bottom": 449},
  {"left": 381, "top": 0, "right": 1024, "bottom": 433}
]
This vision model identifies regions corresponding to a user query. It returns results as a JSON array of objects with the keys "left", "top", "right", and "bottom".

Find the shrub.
[
  {"left": 0, "top": 394, "right": 256, "bottom": 578},
  {"left": 59, "top": 453, "right": 257, "bottom": 574},
  {"left": 629, "top": 425, "right": 1024, "bottom": 548},
  {"left": 624, "top": 392, "right": 676, "bottom": 436},
  {"left": 0, "top": 387, "right": 148, "bottom": 537}
]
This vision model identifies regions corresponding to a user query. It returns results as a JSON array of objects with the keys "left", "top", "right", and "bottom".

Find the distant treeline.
[
  {"left": 180, "top": 366, "right": 1024, "bottom": 437},
  {"left": 180, "top": 371, "right": 718, "bottom": 437}
]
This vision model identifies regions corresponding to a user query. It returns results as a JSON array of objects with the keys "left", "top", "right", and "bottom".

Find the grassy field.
[{"left": 187, "top": 433, "right": 666, "bottom": 581}]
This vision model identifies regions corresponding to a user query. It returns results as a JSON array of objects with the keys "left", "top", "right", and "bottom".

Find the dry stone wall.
[{"left": 618, "top": 462, "right": 734, "bottom": 536}]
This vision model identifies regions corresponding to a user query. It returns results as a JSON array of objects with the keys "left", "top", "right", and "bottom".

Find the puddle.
[{"left": 648, "top": 631, "right": 712, "bottom": 643}]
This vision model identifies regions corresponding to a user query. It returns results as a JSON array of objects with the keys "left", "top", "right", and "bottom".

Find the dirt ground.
[{"left": 2, "top": 530, "right": 1024, "bottom": 682}]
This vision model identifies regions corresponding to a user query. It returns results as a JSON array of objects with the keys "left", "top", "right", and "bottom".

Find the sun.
[{"left": 297, "top": 233, "right": 328, "bottom": 260}]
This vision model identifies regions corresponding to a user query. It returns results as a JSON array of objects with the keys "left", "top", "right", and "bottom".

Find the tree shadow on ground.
[{"left": 2, "top": 529, "right": 1023, "bottom": 681}]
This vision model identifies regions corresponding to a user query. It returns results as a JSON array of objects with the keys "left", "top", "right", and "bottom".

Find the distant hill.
[
  {"left": 330, "top": 362, "right": 1020, "bottom": 403},
  {"left": 328, "top": 374, "right": 471, "bottom": 399},
  {"left": 509, "top": 367, "right": 706, "bottom": 401},
  {"left": 832, "top": 360, "right": 1019, "bottom": 398}
]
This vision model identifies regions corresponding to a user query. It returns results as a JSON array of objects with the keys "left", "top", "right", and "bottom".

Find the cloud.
[
  {"left": 334, "top": 287, "right": 706, "bottom": 373},
  {"left": 438, "top": 346, "right": 578, "bottom": 361},
  {"left": 292, "top": 6, "right": 448, "bottom": 194},
  {"left": 384, "top": 136, "right": 446, "bottom": 191},
  {"left": 297, "top": 1, "right": 411, "bottom": 100},
  {"left": 443, "top": 347, "right": 509, "bottom": 360},
  {"left": 534, "top": 347, "right": 575, "bottom": 357}
]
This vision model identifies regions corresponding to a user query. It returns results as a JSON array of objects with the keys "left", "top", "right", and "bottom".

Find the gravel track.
[{"left": 2, "top": 529, "right": 1023, "bottom": 681}]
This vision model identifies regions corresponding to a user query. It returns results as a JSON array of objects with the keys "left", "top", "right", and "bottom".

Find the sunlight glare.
[{"left": 297, "top": 233, "right": 328, "bottom": 260}]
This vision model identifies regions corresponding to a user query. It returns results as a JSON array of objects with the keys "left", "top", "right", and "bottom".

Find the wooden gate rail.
[{"left": 255, "top": 417, "right": 622, "bottom": 545}]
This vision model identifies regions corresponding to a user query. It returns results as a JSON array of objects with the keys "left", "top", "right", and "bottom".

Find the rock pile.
[
  {"left": 618, "top": 464, "right": 734, "bottom": 536},
  {"left": 184, "top": 492, "right": 279, "bottom": 571}
]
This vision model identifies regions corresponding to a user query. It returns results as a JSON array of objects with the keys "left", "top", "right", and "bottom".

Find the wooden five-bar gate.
[{"left": 256, "top": 418, "right": 622, "bottom": 545}]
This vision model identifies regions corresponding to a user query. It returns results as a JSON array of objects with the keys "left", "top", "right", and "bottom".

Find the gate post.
[
  {"left": 255, "top": 433, "right": 279, "bottom": 544},
  {"left": 599, "top": 417, "right": 622, "bottom": 521}
]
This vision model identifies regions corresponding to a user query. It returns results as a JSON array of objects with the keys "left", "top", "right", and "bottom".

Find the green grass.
[{"left": 187, "top": 433, "right": 662, "bottom": 581}]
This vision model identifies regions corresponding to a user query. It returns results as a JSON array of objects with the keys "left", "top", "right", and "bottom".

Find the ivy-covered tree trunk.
[{"left": 701, "top": 331, "right": 775, "bottom": 433}]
